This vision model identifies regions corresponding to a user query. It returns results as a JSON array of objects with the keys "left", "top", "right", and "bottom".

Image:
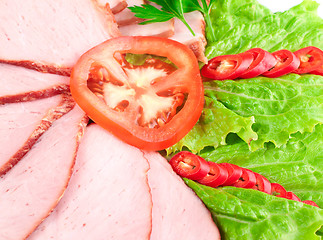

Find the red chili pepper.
[
  {"left": 284, "top": 191, "right": 301, "bottom": 201},
  {"left": 252, "top": 173, "right": 272, "bottom": 194},
  {"left": 220, "top": 163, "right": 243, "bottom": 186},
  {"left": 270, "top": 183, "right": 287, "bottom": 198},
  {"left": 293, "top": 46, "right": 323, "bottom": 74},
  {"left": 310, "top": 65, "right": 323, "bottom": 76},
  {"left": 169, "top": 151, "right": 210, "bottom": 180},
  {"left": 239, "top": 48, "right": 277, "bottom": 78},
  {"left": 201, "top": 52, "right": 253, "bottom": 80},
  {"left": 302, "top": 200, "right": 319, "bottom": 208},
  {"left": 233, "top": 168, "right": 257, "bottom": 188},
  {"left": 198, "top": 162, "right": 229, "bottom": 187},
  {"left": 262, "top": 49, "right": 300, "bottom": 78}
]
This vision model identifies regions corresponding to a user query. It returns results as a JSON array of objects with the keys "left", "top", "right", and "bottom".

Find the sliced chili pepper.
[
  {"left": 262, "top": 49, "right": 300, "bottom": 78},
  {"left": 252, "top": 173, "right": 272, "bottom": 194},
  {"left": 233, "top": 168, "right": 257, "bottom": 189},
  {"left": 270, "top": 183, "right": 287, "bottom": 197},
  {"left": 293, "top": 46, "right": 323, "bottom": 74},
  {"left": 169, "top": 151, "right": 210, "bottom": 180},
  {"left": 310, "top": 64, "right": 323, "bottom": 76},
  {"left": 220, "top": 163, "right": 243, "bottom": 186},
  {"left": 239, "top": 48, "right": 277, "bottom": 78},
  {"left": 201, "top": 52, "right": 253, "bottom": 80},
  {"left": 198, "top": 162, "right": 228, "bottom": 187},
  {"left": 302, "top": 200, "right": 319, "bottom": 208},
  {"left": 284, "top": 191, "right": 301, "bottom": 201}
]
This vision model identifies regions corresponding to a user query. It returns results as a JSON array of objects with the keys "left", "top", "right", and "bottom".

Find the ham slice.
[
  {"left": 0, "top": 0, "right": 120, "bottom": 73},
  {"left": 114, "top": 0, "right": 144, "bottom": 26},
  {"left": 94, "top": 0, "right": 128, "bottom": 14},
  {"left": 0, "top": 105, "right": 87, "bottom": 240},
  {"left": 145, "top": 151, "right": 221, "bottom": 240},
  {"left": 28, "top": 124, "right": 152, "bottom": 240}
]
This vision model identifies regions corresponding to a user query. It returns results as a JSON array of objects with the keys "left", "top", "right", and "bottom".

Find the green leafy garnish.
[{"left": 128, "top": 0, "right": 216, "bottom": 42}]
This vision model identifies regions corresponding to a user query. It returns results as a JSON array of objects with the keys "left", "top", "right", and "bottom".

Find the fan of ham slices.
[{"left": 0, "top": 0, "right": 219, "bottom": 239}]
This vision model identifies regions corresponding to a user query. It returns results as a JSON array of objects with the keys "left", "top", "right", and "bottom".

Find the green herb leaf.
[{"left": 128, "top": 5, "right": 174, "bottom": 24}]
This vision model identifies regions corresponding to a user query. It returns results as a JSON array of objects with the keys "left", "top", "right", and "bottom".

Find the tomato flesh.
[
  {"left": 262, "top": 49, "right": 300, "bottom": 78},
  {"left": 70, "top": 36, "right": 204, "bottom": 151},
  {"left": 198, "top": 162, "right": 229, "bottom": 187},
  {"left": 169, "top": 151, "right": 210, "bottom": 180},
  {"left": 220, "top": 163, "right": 243, "bottom": 186},
  {"left": 240, "top": 48, "right": 277, "bottom": 78},
  {"left": 293, "top": 46, "right": 323, "bottom": 74},
  {"left": 201, "top": 53, "right": 253, "bottom": 80}
]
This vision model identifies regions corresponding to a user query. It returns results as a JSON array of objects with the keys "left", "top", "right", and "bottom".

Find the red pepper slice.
[
  {"left": 252, "top": 173, "right": 272, "bottom": 194},
  {"left": 239, "top": 48, "right": 277, "bottom": 78},
  {"left": 233, "top": 168, "right": 257, "bottom": 189},
  {"left": 201, "top": 52, "right": 253, "bottom": 80},
  {"left": 302, "top": 200, "right": 319, "bottom": 208},
  {"left": 262, "top": 49, "right": 300, "bottom": 78},
  {"left": 270, "top": 183, "right": 287, "bottom": 197},
  {"left": 220, "top": 163, "right": 243, "bottom": 186},
  {"left": 198, "top": 162, "right": 229, "bottom": 187},
  {"left": 293, "top": 46, "right": 323, "bottom": 74},
  {"left": 169, "top": 151, "right": 210, "bottom": 180},
  {"left": 284, "top": 191, "right": 301, "bottom": 201},
  {"left": 310, "top": 64, "right": 323, "bottom": 76}
]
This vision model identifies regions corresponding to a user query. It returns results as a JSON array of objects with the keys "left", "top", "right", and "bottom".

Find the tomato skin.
[
  {"left": 169, "top": 151, "right": 210, "bottom": 180},
  {"left": 293, "top": 46, "right": 323, "bottom": 74},
  {"left": 201, "top": 52, "right": 253, "bottom": 80},
  {"left": 233, "top": 168, "right": 257, "bottom": 189},
  {"left": 198, "top": 162, "right": 229, "bottom": 187},
  {"left": 262, "top": 49, "right": 300, "bottom": 78},
  {"left": 220, "top": 163, "right": 243, "bottom": 186},
  {"left": 302, "top": 200, "right": 319, "bottom": 208},
  {"left": 70, "top": 36, "right": 204, "bottom": 151},
  {"left": 239, "top": 48, "right": 277, "bottom": 78}
]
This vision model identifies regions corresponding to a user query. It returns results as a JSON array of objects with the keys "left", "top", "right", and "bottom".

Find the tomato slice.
[
  {"left": 252, "top": 173, "right": 272, "bottom": 194},
  {"left": 70, "top": 36, "right": 204, "bottom": 151},
  {"left": 293, "top": 46, "right": 323, "bottom": 74},
  {"left": 270, "top": 183, "right": 287, "bottom": 197},
  {"left": 302, "top": 200, "right": 319, "bottom": 208},
  {"left": 169, "top": 151, "right": 210, "bottom": 180},
  {"left": 262, "top": 49, "right": 300, "bottom": 78},
  {"left": 232, "top": 168, "right": 257, "bottom": 188},
  {"left": 239, "top": 48, "right": 277, "bottom": 78},
  {"left": 198, "top": 162, "right": 229, "bottom": 187},
  {"left": 284, "top": 191, "right": 301, "bottom": 201},
  {"left": 201, "top": 52, "right": 253, "bottom": 80},
  {"left": 220, "top": 163, "right": 243, "bottom": 186}
]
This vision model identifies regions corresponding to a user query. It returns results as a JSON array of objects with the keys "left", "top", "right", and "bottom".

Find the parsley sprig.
[{"left": 128, "top": 0, "right": 216, "bottom": 42}]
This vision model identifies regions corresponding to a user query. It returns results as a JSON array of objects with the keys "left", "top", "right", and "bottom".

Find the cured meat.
[
  {"left": 119, "top": 20, "right": 175, "bottom": 38},
  {"left": 0, "top": 105, "right": 87, "bottom": 240},
  {"left": 28, "top": 124, "right": 152, "bottom": 240},
  {"left": 94, "top": 0, "right": 128, "bottom": 14},
  {"left": 145, "top": 151, "right": 221, "bottom": 240},
  {"left": 114, "top": 0, "right": 144, "bottom": 26},
  {"left": 0, "top": 0, "right": 120, "bottom": 73},
  {"left": 170, "top": 12, "right": 208, "bottom": 63},
  {"left": 0, "top": 64, "right": 69, "bottom": 104}
]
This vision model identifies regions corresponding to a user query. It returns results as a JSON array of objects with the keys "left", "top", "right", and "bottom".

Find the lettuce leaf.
[{"left": 186, "top": 181, "right": 323, "bottom": 240}]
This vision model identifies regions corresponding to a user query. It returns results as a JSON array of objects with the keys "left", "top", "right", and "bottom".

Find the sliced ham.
[
  {"left": 28, "top": 124, "right": 152, "bottom": 240},
  {"left": 114, "top": 0, "right": 144, "bottom": 26},
  {"left": 0, "top": 64, "right": 69, "bottom": 103},
  {"left": 0, "top": 104, "right": 87, "bottom": 240},
  {"left": 94, "top": 0, "right": 128, "bottom": 14},
  {"left": 145, "top": 151, "right": 221, "bottom": 240},
  {"left": 0, "top": 0, "right": 120, "bottom": 73},
  {"left": 170, "top": 12, "right": 208, "bottom": 63},
  {"left": 119, "top": 20, "right": 175, "bottom": 38}
]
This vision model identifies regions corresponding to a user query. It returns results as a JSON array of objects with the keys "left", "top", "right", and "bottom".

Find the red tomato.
[
  {"left": 233, "top": 168, "right": 257, "bottom": 189},
  {"left": 284, "top": 192, "right": 301, "bottom": 201},
  {"left": 302, "top": 200, "right": 319, "bottom": 208},
  {"left": 169, "top": 151, "right": 210, "bottom": 180},
  {"left": 220, "top": 163, "right": 243, "bottom": 186},
  {"left": 252, "top": 173, "right": 272, "bottom": 194},
  {"left": 70, "top": 36, "right": 204, "bottom": 151},
  {"left": 270, "top": 183, "right": 287, "bottom": 197},
  {"left": 262, "top": 49, "right": 300, "bottom": 78},
  {"left": 293, "top": 46, "right": 323, "bottom": 74},
  {"left": 198, "top": 162, "right": 229, "bottom": 187},
  {"left": 201, "top": 52, "right": 253, "bottom": 80},
  {"left": 239, "top": 48, "right": 277, "bottom": 78}
]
